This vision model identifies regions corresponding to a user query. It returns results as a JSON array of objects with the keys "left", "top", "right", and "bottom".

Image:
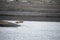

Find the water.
[{"left": 0, "top": 21, "right": 60, "bottom": 40}]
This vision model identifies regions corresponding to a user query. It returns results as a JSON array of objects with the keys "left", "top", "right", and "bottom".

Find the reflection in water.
[{"left": 0, "top": 20, "right": 22, "bottom": 27}]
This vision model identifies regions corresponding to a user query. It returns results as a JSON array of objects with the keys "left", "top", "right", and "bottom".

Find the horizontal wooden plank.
[
  {"left": 0, "top": 11, "right": 60, "bottom": 16},
  {"left": 0, "top": 0, "right": 60, "bottom": 11},
  {"left": 0, "top": 15, "right": 60, "bottom": 22}
]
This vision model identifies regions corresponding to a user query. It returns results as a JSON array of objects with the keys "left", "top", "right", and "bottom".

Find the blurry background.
[
  {"left": 0, "top": 0, "right": 60, "bottom": 12},
  {"left": 0, "top": 0, "right": 60, "bottom": 21},
  {"left": 0, "top": 0, "right": 60, "bottom": 40}
]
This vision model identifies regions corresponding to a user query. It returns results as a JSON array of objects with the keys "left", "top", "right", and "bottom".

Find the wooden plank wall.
[{"left": 0, "top": 0, "right": 60, "bottom": 13}]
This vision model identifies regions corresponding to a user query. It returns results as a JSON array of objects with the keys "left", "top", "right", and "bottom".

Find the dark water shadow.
[{"left": 0, "top": 23, "right": 20, "bottom": 27}]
